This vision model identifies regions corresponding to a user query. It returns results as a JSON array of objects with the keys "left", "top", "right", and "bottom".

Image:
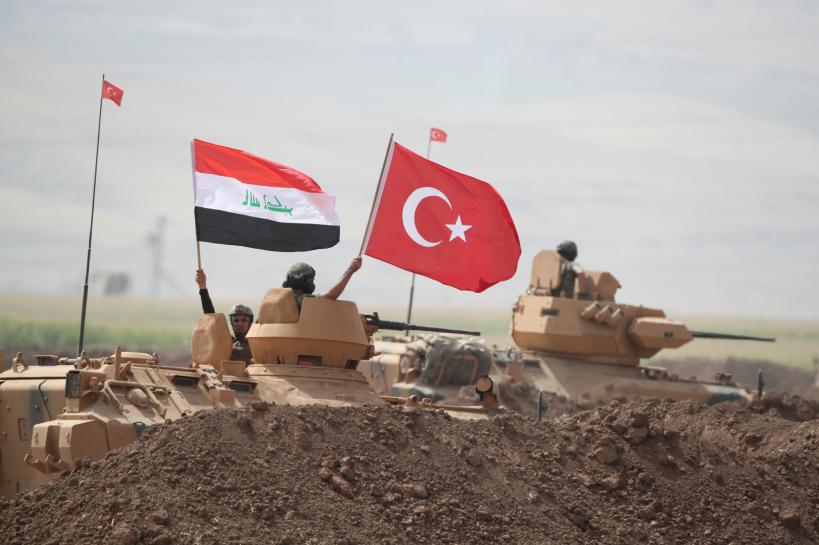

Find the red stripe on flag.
[{"left": 193, "top": 139, "right": 324, "bottom": 193}]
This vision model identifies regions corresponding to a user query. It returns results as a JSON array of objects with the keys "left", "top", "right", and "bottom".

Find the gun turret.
[
  {"left": 691, "top": 331, "right": 775, "bottom": 343},
  {"left": 363, "top": 312, "right": 480, "bottom": 336},
  {"left": 512, "top": 250, "right": 777, "bottom": 365}
]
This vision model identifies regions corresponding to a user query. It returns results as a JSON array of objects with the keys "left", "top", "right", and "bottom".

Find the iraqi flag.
[{"left": 191, "top": 139, "right": 340, "bottom": 252}]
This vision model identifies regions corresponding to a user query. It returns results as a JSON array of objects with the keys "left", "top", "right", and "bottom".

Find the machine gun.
[
  {"left": 363, "top": 312, "right": 480, "bottom": 336},
  {"left": 690, "top": 331, "right": 776, "bottom": 342}
]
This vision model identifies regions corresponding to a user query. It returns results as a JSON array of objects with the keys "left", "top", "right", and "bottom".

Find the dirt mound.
[
  {"left": 657, "top": 357, "right": 819, "bottom": 400},
  {"left": 495, "top": 380, "right": 593, "bottom": 419},
  {"left": 1, "top": 398, "right": 817, "bottom": 545}
]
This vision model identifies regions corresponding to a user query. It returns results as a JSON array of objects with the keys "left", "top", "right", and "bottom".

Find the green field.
[{"left": 1, "top": 293, "right": 817, "bottom": 369}]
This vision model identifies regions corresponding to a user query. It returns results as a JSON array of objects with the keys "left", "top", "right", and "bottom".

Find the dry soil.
[{"left": 0, "top": 394, "right": 817, "bottom": 545}]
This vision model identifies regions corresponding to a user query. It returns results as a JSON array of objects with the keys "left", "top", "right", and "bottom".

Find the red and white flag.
[
  {"left": 363, "top": 142, "right": 520, "bottom": 292},
  {"left": 430, "top": 128, "right": 447, "bottom": 142},
  {"left": 102, "top": 80, "right": 124, "bottom": 106},
  {"left": 192, "top": 139, "right": 339, "bottom": 252}
]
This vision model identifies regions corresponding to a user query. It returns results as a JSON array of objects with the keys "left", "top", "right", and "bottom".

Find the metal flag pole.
[
  {"left": 358, "top": 133, "right": 395, "bottom": 256},
  {"left": 77, "top": 74, "right": 106, "bottom": 355},
  {"left": 405, "top": 131, "right": 434, "bottom": 332}
]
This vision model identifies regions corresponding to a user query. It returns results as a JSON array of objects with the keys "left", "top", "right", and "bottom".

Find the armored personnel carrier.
[
  {"left": 508, "top": 250, "right": 774, "bottom": 404},
  {"left": 0, "top": 289, "right": 498, "bottom": 497},
  {"left": 359, "top": 334, "right": 493, "bottom": 403}
]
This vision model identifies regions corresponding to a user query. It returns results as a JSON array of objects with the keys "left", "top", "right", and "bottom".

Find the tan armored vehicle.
[
  {"left": 508, "top": 250, "right": 774, "bottom": 404},
  {"left": 359, "top": 334, "right": 493, "bottom": 403},
  {"left": 0, "top": 289, "right": 497, "bottom": 497}
]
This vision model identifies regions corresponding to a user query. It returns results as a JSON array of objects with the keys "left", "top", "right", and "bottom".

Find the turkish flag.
[
  {"left": 363, "top": 142, "right": 520, "bottom": 292},
  {"left": 102, "top": 80, "right": 124, "bottom": 106},
  {"left": 430, "top": 128, "right": 447, "bottom": 142}
]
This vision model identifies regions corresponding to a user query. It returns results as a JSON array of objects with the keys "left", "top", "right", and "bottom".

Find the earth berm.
[{"left": 0, "top": 394, "right": 816, "bottom": 545}]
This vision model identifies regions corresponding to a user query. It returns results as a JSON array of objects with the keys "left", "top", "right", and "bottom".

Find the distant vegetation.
[{"left": 0, "top": 294, "right": 816, "bottom": 369}]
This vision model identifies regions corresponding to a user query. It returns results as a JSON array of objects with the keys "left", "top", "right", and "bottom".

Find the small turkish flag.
[
  {"left": 430, "top": 128, "right": 447, "bottom": 142},
  {"left": 102, "top": 80, "right": 124, "bottom": 106},
  {"left": 363, "top": 142, "right": 520, "bottom": 292}
]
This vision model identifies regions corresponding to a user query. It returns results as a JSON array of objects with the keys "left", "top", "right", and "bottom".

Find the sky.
[{"left": 1, "top": 0, "right": 819, "bottom": 319}]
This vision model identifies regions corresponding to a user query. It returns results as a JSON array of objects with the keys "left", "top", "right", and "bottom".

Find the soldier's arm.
[
  {"left": 323, "top": 257, "right": 362, "bottom": 300},
  {"left": 196, "top": 269, "right": 216, "bottom": 313}
]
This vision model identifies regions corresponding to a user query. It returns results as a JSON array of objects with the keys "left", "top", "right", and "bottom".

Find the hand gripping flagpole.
[
  {"left": 358, "top": 133, "right": 395, "bottom": 256},
  {"left": 77, "top": 74, "right": 106, "bottom": 356},
  {"left": 404, "top": 131, "right": 435, "bottom": 332}
]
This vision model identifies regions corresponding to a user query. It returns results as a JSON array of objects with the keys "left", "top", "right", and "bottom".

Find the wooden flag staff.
[
  {"left": 190, "top": 140, "right": 203, "bottom": 271},
  {"left": 358, "top": 133, "right": 395, "bottom": 256}
]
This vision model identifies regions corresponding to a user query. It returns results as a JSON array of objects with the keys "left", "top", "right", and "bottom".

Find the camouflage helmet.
[
  {"left": 228, "top": 303, "right": 254, "bottom": 327},
  {"left": 556, "top": 240, "right": 578, "bottom": 262},
  {"left": 283, "top": 262, "right": 316, "bottom": 294}
]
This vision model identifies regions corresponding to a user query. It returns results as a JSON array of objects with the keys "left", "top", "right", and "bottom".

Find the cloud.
[{"left": 1, "top": 1, "right": 818, "bottom": 320}]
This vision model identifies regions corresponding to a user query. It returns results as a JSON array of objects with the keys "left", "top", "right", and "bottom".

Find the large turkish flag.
[{"left": 363, "top": 142, "right": 520, "bottom": 292}]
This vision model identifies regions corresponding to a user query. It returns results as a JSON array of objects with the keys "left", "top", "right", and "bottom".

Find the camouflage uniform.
[
  {"left": 229, "top": 338, "right": 252, "bottom": 365},
  {"left": 557, "top": 260, "right": 584, "bottom": 298},
  {"left": 553, "top": 240, "right": 584, "bottom": 298},
  {"left": 294, "top": 292, "right": 320, "bottom": 311}
]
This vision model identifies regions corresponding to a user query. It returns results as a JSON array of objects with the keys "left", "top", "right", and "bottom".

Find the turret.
[
  {"left": 247, "top": 288, "right": 371, "bottom": 368},
  {"left": 512, "top": 250, "right": 773, "bottom": 365}
]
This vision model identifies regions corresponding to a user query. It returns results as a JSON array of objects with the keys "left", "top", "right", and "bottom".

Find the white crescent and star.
[{"left": 401, "top": 186, "right": 472, "bottom": 247}]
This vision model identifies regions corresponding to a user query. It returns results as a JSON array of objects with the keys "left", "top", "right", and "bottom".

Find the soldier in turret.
[
  {"left": 553, "top": 240, "right": 585, "bottom": 299},
  {"left": 284, "top": 256, "right": 363, "bottom": 311},
  {"left": 195, "top": 269, "right": 253, "bottom": 364}
]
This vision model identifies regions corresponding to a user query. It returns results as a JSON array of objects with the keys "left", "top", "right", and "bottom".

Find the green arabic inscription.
[{"left": 241, "top": 190, "right": 293, "bottom": 215}]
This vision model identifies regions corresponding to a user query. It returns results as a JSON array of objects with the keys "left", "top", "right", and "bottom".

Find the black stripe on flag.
[{"left": 195, "top": 207, "right": 339, "bottom": 252}]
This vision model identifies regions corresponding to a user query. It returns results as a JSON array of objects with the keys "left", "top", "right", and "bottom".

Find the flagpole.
[
  {"left": 358, "top": 133, "right": 395, "bottom": 256},
  {"left": 190, "top": 140, "right": 203, "bottom": 271},
  {"left": 77, "top": 74, "right": 106, "bottom": 356},
  {"left": 405, "top": 132, "right": 433, "bottom": 331}
]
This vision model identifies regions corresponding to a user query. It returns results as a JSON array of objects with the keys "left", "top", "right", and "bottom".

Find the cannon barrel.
[
  {"left": 690, "top": 331, "right": 776, "bottom": 343},
  {"left": 363, "top": 312, "right": 480, "bottom": 336}
]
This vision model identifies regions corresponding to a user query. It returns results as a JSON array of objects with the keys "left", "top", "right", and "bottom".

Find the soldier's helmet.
[
  {"left": 556, "top": 240, "right": 578, "bottom": 262},
  {"left": 283, "top": 262, "right": 316, "bottom": 294},
  {"left": 228, "top": 304, "right": 254, "bottom": 328}
]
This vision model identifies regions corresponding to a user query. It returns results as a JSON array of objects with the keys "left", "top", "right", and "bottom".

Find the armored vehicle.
[
  {"left": 359, "top": 334, "right": 493, "bottom": 404},
  {"left": 509, "top": 250, "right": 774, "bottom": 404},
  {"left": 0, "top": 289, "right": 497, "bottom": 497}
]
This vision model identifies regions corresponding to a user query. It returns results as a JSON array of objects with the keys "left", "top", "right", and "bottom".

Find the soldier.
[
  {"left": 195, "top": 269, "right": 253, "bottom": 364},
  {"left": 553, "top": 240, "right": 586, "bottom": 299},
  {"left": 284, "top": 256, "right": 362, "bottom": 310}
]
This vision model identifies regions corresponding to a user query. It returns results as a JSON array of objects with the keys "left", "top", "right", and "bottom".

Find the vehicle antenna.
[{"left": 78, "top": 74, "right": 106, "bottom": 356}]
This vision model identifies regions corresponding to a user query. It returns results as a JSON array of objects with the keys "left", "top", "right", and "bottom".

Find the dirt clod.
[
  {"left": 779, "top": 509, "right": 801, "bottom": 528},
  {"left": 149, "top": 509, "right": 169, "bottom": 526},
  {"left": 592, "top": 443, "right": 619, "bottom": 464},
  {"left": 108, "top": 523, "right": 140, "bottom": 545},
  {"left": 249, "top": 400, "right": 268, "bottom": 412}
]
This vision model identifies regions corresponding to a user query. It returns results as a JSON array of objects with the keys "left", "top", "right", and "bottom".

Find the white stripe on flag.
[{"left": 194, "top": 172, "right": 340, "bottom": 226}]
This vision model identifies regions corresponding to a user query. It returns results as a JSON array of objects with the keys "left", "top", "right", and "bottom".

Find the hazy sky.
[{"left": 2, "top": 1, "right": 819, "bottom": 319}]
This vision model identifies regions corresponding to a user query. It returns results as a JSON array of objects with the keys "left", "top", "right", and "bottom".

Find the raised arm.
[
  {"left": 323, "top": 257, "right": 362, "bottom": 301},
  {"left": 196, "top": 268, "right": 216, "bottom": 313}
]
